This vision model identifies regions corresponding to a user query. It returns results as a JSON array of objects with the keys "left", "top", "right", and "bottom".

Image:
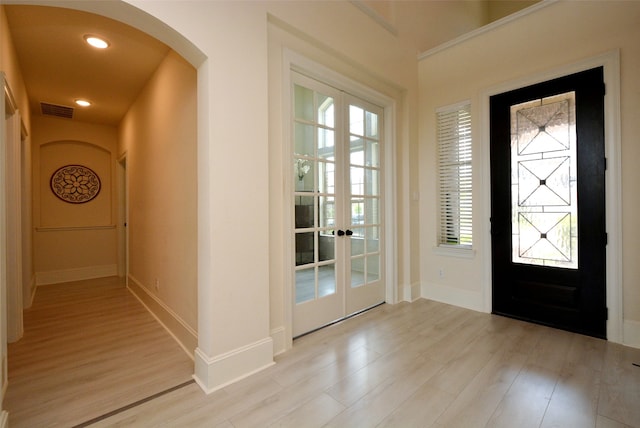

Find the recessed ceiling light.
[
  {"left": 84, "top": 35, "right": 109, "bottom": 49},
  {"left": 75, "top": 99, "right": 91, "bottom": 107}
]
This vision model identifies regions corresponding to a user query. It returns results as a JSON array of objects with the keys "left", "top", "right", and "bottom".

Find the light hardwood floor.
[
  {"left": 3, "top": 277, "right": 194, "bottom": 427},
  {"left": 5, "top": 278, "right": 640, "bottom": 427}
]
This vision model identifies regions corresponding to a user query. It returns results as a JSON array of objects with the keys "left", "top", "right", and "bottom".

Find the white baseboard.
[
  {"left": 35, "top": 264, "right": 118, "bottom": 286},
  {"left": 127, "top": 275, "right": 198, "bottom": 359},
  {"left": 193, "top": 337, "right": 275, "bottom": 394},
  {"left": 402, "top": 283, "right": 422, "bottom": 302},
  {"left": 402, "top": 282, "right": 422, "bottom": 303},
  {"left": 2, "top": 354, "right": 6, "bottom": 398},
  {"left": 271, "top": 326, "right": 287, "bottom": 356},
  {"left": 421, "top": 281, "right": 485, "bottom": 313},
  {"left": 623, "top": 319, "right": 640, "bottom": 349}
]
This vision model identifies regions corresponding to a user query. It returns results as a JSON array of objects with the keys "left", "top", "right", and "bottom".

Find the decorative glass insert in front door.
[{"left": 510, "top": 91, "right": 577, "bottom": 269}]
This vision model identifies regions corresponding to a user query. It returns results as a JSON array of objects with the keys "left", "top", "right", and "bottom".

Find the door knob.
[
  {"left": 345, "top": 230, "right": 353, "bottom": 236},
  {"left": 337, "top": 230, "right": 345, "bottom": 236}
]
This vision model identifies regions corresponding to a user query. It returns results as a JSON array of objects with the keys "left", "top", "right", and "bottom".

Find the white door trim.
[
  {"left": 3, "top": 80, "right": 23, "bottom": 343},
  {"left": 281, "top": 49, "right": 398, "bottom": 350},
  {"left": 117, "top": 153, "right": 129, "bottom": 282},
  {"left": 480, "top": 50, "right": 623, "bottom": 343}
]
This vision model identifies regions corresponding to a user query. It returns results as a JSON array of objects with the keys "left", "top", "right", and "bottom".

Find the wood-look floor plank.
[
  {"left": 4, "top": 277, "right": 194, "bottom": 428},
  {"left": 324, "top": 355, "right": 442, "bottom": 427},
  {"left": 540, "top": 361, "right": 602, "bottom": 428},
  {"left": 596, "top": 414, "right": 634, "bottom": 428},
  {"left": 434, "top": 348, "right": 527, "bottom": 428},
  {"left": 376, "top": 383, "right": 456, "bottom": 428},
  {"left": 598, "top": 343, "right": 640, "bottom": 427},
  {"left": 484, "top": 362, "right": 557, "bottom": 428},
  {"left": 267, "top": 393, "right": 345, "bottom": 428},
  {"left": 5, "top": 285, "right": 640, "bottom": 428},
  {"left": 324, "top": 345, "right": 423, "bottom": 407}
]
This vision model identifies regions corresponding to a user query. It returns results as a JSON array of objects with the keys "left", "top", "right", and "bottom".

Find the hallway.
[{"left": 3, "top": 277, "right": 193, "bottom": 427}]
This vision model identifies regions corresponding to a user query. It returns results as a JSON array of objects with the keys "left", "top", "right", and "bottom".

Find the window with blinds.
[{"left": 437, "top": 102, "right": 472, "bottom": 247}]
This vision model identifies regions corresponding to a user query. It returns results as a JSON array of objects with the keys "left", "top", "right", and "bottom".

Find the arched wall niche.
[{"left": 38, "top": 140, "right": 111, "bottom": 228}]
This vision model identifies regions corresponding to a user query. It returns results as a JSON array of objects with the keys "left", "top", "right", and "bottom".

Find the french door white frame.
[{"left": 282, "top": 49, "right": 397, "bottom": 348}]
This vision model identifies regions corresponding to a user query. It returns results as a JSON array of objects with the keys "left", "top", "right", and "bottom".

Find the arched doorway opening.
[{"left": 1, "top": 1, "right": 208, "bottom": 424}]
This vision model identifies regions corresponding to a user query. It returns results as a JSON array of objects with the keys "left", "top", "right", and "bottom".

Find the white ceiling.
[{"left": 4, "top": 2, "right": 535, "bottom": 127}]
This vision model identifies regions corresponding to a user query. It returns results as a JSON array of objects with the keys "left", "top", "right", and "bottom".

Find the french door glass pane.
[
  {"left": 510, "top": 91, "right": 577, "bottom": 269},
  {"left": 351, "top": 230, "right": 365, "bottom": 257},
  {"left": 365, "top": 198, "right": 379, "bottom": 224},
  {"left": 295, "top": 195, "right": 314, "bottom": 228},
  {"left": 319, "top": 196, "right": 334, "bottom": 228},
  {"left": 367, "top": 254, "right": 380, "bottom": 282},
  {"left": 365, "top": 169, "right": 378, "bottom": 196},
  {"left": 366, "top": 111, "right": 378, "bottom": 138},
  {"left": 318, "top": 235, "right": 335, "bottom": 262},
  {"left": 295, "top": 268, "right": 315, "bottom": 304},
  {"left": 366, "top": 227, "right": 379, "bottom": 252},
  {"left": 366, "top": 140, "right": 379, "bottom": 167},
  {"left": 295, "top": 232, "right": 314, "bottom": 266},
  {"left": 351, "top": 227, "right": 365, "bottom": 238},
  {"left": 351, "top": 257, "right": 365, "bottom": 287},
  {"left": 350, "top": 105, "right": 365, "bottom": 135},
  {"left": 294, "top": 85, "right": 314, "bottom": 121},
  {"left": 318, "top": 94, "right": 335, "bottom": 127},
  {"left": 294, "top": 159, "right": 314, "bottom": 192},
  {"left": 318, "top": 161, "right": 335, "bottom": 194},
  {"left": 351, "top": 199, "right": 364, "bottom": 225},
  {"left": 351, "top": 166, "right": 365, "bottom": 195},
  {"left": 350, "top": 136, "right": 365, "bottom": 166},
  {"left": 294, "top": 123, "right": 314, "bottom": 157},
  {"left": 318, "top": 264, "right": 336, "bottom": 298},
  {"left": 318, "top": 128, "right": 334, "bottom": 154}
]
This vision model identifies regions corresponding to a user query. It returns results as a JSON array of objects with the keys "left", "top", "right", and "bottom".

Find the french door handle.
[
  {"left": 337, "top": 230, "right": 345, "bottom": 236},
  {"left": 345, "top": 230, "right": 353, "bottom": 236}
]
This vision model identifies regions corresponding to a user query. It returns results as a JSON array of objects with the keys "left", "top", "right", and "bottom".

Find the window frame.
[{"left": 436, "top": 101, "right": 473, "bottom": 251}]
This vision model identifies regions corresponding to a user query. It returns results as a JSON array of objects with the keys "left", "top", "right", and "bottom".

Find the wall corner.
[
  {"left": 193, "top": 337, "right": 275, "bottom": 394},
  {"left": 623, "top": 319, "right": 640, "bottom": 349}
]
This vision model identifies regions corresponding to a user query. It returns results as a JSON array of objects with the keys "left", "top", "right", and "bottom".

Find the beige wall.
[
  {"left": 418, "top": 1, "right": 640, "bottom": 342},
  {"left": 118, "top": 50, "right": 198, "bottom": 334},
  {"left": 487, "top": 1, "right": 539, "bottom": 22},
  {"left": 32, "top": 116, "right": 118, "bottom": 279},
  {"left": 1, "top": 5, "right": 32, "bottom": 416},
  {"left": 0, "top": 6, "right": 30, "bottom": 131}
]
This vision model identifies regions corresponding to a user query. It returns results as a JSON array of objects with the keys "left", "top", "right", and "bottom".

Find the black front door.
[{"left": 490, "top": 67, "right": 607, "bottom": 338}]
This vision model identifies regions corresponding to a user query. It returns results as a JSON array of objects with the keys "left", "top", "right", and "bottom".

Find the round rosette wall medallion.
[{"left": 50, "top": 164, "right": 101, "bottom": 204}]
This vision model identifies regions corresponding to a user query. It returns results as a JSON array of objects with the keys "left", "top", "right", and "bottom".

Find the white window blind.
[{"left": 437, "top": 103, "right": 472, "bottom": 247}]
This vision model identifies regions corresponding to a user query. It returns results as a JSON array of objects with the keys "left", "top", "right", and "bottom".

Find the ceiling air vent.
[{"left": 41, "top": 102, "right": 74, "bottom": 119}]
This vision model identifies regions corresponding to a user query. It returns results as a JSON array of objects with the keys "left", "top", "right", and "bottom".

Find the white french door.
[{"left": 292, "top": 72, "right": 385, "bottom": 337}]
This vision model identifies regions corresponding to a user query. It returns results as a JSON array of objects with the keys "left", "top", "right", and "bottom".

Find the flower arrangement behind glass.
[
  {"left": 294, "top": 159, "right": 311, "bottom": 191},
  {"left": 295, "top": 158, "right": 311, "bottom": 189}
]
